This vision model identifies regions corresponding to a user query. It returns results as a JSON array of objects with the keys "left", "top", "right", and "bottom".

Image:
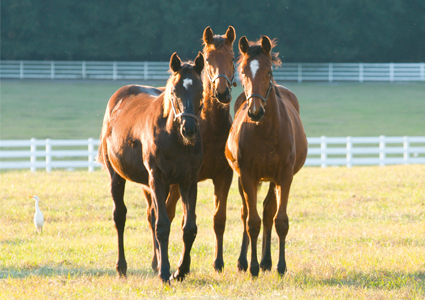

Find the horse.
[
  {"left": 143, "top": 25, "right": 237, "bottom": 274},
  {"left": 97, "top": 52, "right": 204, "bottom": 283},
  {"left": 225, "top": 36, "right": 308, "bottom": 277}
]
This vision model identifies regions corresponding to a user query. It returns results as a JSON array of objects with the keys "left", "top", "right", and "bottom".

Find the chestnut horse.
[
  {"left": 225, "top": 36, "right": 308, "bottom": 277},
  {"left": 98, "top": 52, "right": 204, "bottom": 283},
  {"left": 143, "top": 26, "right": 237, "bottom": 273}
]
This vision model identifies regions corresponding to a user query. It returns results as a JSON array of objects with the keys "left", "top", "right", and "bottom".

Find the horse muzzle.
[
  {"left": 247, "top": 98, "right": 265, "bottom": 122},
  {"left": 180, "top": 117, "right": 198, "bottom": 140},
  {"left": 215, "top": 88, "right": 231, "bottom": 104}
]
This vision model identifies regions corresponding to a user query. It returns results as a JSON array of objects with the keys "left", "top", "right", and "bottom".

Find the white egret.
[{"left": 31, "top": 196, "right": 44, "bottom": 233}]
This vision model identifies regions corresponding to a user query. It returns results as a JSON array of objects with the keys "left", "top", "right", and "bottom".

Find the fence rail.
[
  {"left": 1, "top": 60, "right": 425, "bottom": 82},
  {"left": 1, "top": 136, "right": 425, "bottom": 172}
]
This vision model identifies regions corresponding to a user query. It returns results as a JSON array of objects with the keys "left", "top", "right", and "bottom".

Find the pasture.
[
  {"left": 1, "top": 166, "right": 424, "bottom": 299},
  {"left": 1, "top": 80, "right": 424, "bottom": 298},
  {"left": 1, "top": 80, "right": 424, "bottom": 139}
]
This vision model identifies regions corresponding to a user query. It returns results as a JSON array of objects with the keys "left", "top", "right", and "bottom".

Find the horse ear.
[
  {"left": 261, "top": 36, "right": 272, "bottom": 54},
  {"left": 170, "top": 52, "right": 182, "bottom": 73},
  {"left": 225, "top": 26, "right": 236, "bottom": 44},
  {"left": 239, "top": 36, "right": 249, "bottom": 54},
  {"left": 203, "top": 26, "right": 214, "bottom": 45},
  {"left": 194, "top": 52, "right": 204, "bottom": 74}
]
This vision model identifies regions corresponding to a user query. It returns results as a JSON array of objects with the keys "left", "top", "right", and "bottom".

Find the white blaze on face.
[
  {"left": 250, "top": 60, "right": 259, "bottom": 79},
  {"left": 183, "top": 78, "right": 193, "bottom": 90}
]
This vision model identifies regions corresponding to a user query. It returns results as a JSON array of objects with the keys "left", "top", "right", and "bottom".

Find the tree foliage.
[{"left": 1, "top": 0, "right": 424, "bottom": 62}]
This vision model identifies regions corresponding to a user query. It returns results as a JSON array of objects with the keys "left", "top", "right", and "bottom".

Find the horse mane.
[
  {"left": 237, "top": 38, "right": 281, "bottom": 76},
  {"left": 163, "top": 62, "right": 196, "bottom": 118}
]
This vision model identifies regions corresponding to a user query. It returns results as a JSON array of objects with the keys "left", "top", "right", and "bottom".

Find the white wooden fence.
[
  {"left": 1, "top": 136, "right": 425, "bottom": 172},
  {"left": 1, "top": 60, "right": 425, "bottom": 82}
]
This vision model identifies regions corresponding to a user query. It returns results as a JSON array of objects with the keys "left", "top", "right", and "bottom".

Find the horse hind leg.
[
  {"left": 142, "top": 187, "right": 159, "bottom": 273},
  {"left": 260, "top": 182, "right": 277, "bottom": 272},
  {"left": 108, "top": 168, "right": 128, "bottom": 277},
  {"left": 237, "top": 176, "right": 249, "bottom": 272},
  {"left": 166, "top": 184, "right": 181, "bottom": 224},
  {"left": 212, "top": 167, "right": 233, "bottom": 273},
  {"left": 275, "top": 171, "right": 294, "bottom": 275}
]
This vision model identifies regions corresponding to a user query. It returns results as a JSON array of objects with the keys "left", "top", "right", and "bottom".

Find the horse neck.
[{"left": 260, "top": 88, "right": 282, "bottom": 130}]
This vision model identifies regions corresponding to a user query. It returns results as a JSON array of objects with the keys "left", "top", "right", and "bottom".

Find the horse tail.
[{"left": 97, "top": 101, "right": 114, "bottom": 168}]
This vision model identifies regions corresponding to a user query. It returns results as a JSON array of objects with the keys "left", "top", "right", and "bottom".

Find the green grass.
[
  {"left": 1, "top": 166, "right": 424, "bottom": 299},
  {"left": 1, "top": 80, "right": 424, "bottom": 139}
]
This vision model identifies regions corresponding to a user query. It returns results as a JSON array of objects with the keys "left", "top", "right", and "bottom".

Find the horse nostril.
[
  {"left": 216, "top": 88, "right": 231, "bottom": 104},
  {"left": 248, "top": 106, "right": 265, "bottom": 122}
]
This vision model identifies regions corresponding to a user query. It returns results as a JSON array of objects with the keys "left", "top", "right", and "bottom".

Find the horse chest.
[{"left": 146, "top": 134, "right": 203, "bottom": 183}]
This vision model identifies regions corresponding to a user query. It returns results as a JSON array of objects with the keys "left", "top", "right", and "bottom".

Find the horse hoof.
[
  {"left": 237, "top": 259, "right": 248, "bottom": 272},
  {"left": 116, "top": 262, "right": 127, "bottom": 278},
  {"left": 260, "top": 260, "right": 272, "bottom": 271},
  {"left": 277, "top": 263, "right": 287, "bottom": 276},
  {"left": 213, "top": 260, "right": 224, "bottom": 273},
  {"left": 170, "top": 270, "right": 186, "bottom": 282},
  {"left": 250, "top": 265, "right": 259, "bottom": 277}
]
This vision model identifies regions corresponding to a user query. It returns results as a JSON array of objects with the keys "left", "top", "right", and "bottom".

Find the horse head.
[
  {"left": 238, "top": 35, "right": 281, "bottom": 122},
  {"left": 203, "top": 26, "right": 236, "bottom": 104},
  {"left": 167, "top": 52, "right": 204, "bottom": 143}
]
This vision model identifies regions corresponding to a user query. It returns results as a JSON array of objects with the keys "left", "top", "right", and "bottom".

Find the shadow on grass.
[
  {"left": 289, "top": 269, "right": 425, "bottom": 291},
  {"left": 0, "top": 265, "right": 157, "bottom": 279}
]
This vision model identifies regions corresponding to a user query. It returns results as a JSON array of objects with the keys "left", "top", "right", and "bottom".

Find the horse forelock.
[{"left": 203, "top": 36, "right": 233, "bottom": 54}]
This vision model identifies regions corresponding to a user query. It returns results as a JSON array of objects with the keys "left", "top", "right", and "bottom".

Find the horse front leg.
[
  {"left": 212, "top": 167, "right": 233, "bottom": 272},
  {"left": 149, "top": 174, "right": 171, "bottom": 283},
  {"left": 260, "top": 182, "right": 277, "bottom": 271},
  {"left": 170, "top": 179, "right": 198, "bottom": 281},
  {"left": 240, "top": 173, "right": 261, "bottom": 277},
  {"left": 237, "top": 176, "right": 249, "bottom": 272},
  {"left": 275, "top": 170, "right": 294, "bottom": 275},
  {"left": 110, "top": 171, "right": 128, "bottom": 277}
]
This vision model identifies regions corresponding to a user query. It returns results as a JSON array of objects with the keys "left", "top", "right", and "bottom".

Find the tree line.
[{"left": 2, "top": 0, "right": 424, "bottom": 62}]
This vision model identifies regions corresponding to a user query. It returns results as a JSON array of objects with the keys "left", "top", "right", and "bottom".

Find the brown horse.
[
  {"left": 225, "top": 36, "right": 308, "bottom": 277},
  {"left": 144, "top": 26, "right": 237, "bottom": 273},
  {"left": 98, "top": 52, "right": 204, "bottom": 283}
]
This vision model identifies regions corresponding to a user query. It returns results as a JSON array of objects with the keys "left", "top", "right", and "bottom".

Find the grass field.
[
  {"left": 1, "top": 80, "right": 424, "bottom": 139},
  {"left": 1, "top": 166, "right": 425, "bottom": 299}
]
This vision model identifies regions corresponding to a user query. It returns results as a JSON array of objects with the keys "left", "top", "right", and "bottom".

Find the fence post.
[
  {"left": 113, "top": 61, "right": 117, "bottom": 80},
  {"left": 88, "top": 138, "right": 94, "bottom": 172},
  {"left": 321, "top": 136, "right": 327, "bottom": 168},
  {"left": 403, "top": 136, "right": 409, "bottom": 164},
  {"left": 329, "top": 63, "right": 333, "bottom": 83},
  {"left": 51, "top": 61, "right": 55, "bottom": 80},
  {"left": 389, "top": 63, "right": 394, "bottom": 82},
  {"left": 420, "top": 62, "right": 424, "bottom": 81},
  {"left": 297, "top": 64, "right": 302, "bottom": 83},
  {"left": 82, "top": 61, "right": 86, "bottom": 79},
  {"left": 144, "top": 62, "right": 149, "bottom": 80},
  {"left": 346, "top": 136, "right": 352, "bottom": 168},
  {"left": 359, "top": 63, "right": 364, "bottom": 82},
  {"left": 20, "top": 60, "right": 24, "bottom": 79},
  {"left": 30, "top": 138, "right": 36, "bottom": 172},
  {"left": 46, "top": 139, "right": 51, "bottom": 172},
  {"left": 379, "top": 135, "right": 385, "bottom": 166}
]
